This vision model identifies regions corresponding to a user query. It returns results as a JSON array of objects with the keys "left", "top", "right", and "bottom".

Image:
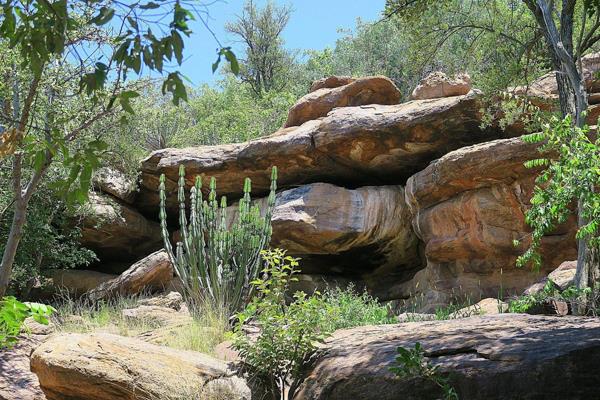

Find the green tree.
[
  {"left": 0, "top": 0, "right": 238, "bottom": 296},
  {"left": 226, "top": 0, "right": 294, "bottom": 96}
]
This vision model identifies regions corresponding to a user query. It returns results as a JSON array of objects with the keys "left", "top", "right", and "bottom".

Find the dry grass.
[{"left": 51, "top": 290, "right": 229, "bottom": 355}]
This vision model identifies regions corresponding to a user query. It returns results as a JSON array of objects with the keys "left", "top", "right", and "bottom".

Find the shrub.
[
  {"left": 233, "top": 249, "right": 396, "bottom": 399},
  {"left": 508, "top": 280, "right": 591, "bottom": 314},
  {"left": 0, "top": 296, "right": 55, "bottom": 348},
  {"left": 390, "top": 342, "right": 458, "bottom": 400},
  {"left": 159, "top": 165, "right": 277, "bottom": 314},
  {"left": 320, "top": 284, "right": 394, "bottom": 331},
  {"left": 233, "top": 249, "right": 329, "bottom": 399}
]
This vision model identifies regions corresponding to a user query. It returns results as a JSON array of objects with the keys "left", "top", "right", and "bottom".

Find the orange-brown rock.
[
  {"left": 410, "top": 71, "right": 471, "bottom": 100},
  {"left": 285, "top": 76, "right": 401, "bottom": 127},
  {"left": 404, "top": 137, "right": 577, "bottom": 307},
  {"left": 139, "top": 91, "right": 518, "bottom": 215},
  {"left": 80, "top": 193, "right": 162, "bottom": 263},
  {"left": 294, "top": 314, "right": 600, "bottom": 400},
  {"left": 85, "top": 250, "right": 173, "bottom": 301},
  {"left": 31, "top": 333, "right": 251, "bottom": 400},
  {"left": 309, "top": 76, "right": 355, "bottom": 92}
]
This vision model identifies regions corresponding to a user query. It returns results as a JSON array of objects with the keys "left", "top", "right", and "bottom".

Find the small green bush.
[
  {"left": 233, "top": 249, "right": 396, "bottom": 399},
  {"left": 0, "top": 296, "right": 55, "bottom": 348},
  {"left": 233, "top": 249, "right": 329, "bottom": 399},
  {"left": 320, "top": 284, "right": 394, "bottom": 331},
  {"left": 508, "top": 280, "right": 591, "bottom": 313},
  {"left": 390, "top": 342, "right": 458, "bottom": 400}
]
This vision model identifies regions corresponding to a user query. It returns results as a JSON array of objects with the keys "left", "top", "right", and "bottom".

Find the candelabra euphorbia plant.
[{"left": 159, "top": 165, "right": 277, "bottom": 314}]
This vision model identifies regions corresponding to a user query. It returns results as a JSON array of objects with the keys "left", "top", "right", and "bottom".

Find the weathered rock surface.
[
  {"left": 92, "top": 167, "right": 137, "bottom": 204},
  {"left": 0, "top": 319, "right": 54, "bottom": 400},
  {"left": 285, "top": 76, "right": 401, "bottom": 127},
  {"left": 309, "top": 76, "right": 355, "bottom": 92},
  {"left": 410, "top": 71, "right": 471, "bottom": 100},
  {"left": 46, "top": 269, "right": 117, "bottom": 296},
  {"left": 31, "top": 333, "right": 251, "bottom": 400},
  {"left": 217, "top": 182, "right": 419, "bottom": 299},
  {"left": 139, "top": 91, "right": 518, "bottom": 214},
  {"left": 85, "top": 250, "right": 173, "bottom": 301},
  {"left": 524, "top": 260, "right": 577, "bottom": 295},
  {"left": 80, "top": 193, "right": 162, "bottom": 263},
  {"left": 294, "top": 314, "right": 600, "bottom": 400},
  {"left": 405, "top": 137, "right": 577, "bottom": 306},
  {"left": 137, "top": 291, "right": 185, "bottom": 310}
]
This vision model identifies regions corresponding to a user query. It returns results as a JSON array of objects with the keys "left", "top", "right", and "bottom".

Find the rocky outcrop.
[
  {"left": 31, "top": 333, "right": 251, "bottom": 400},
  {"left": 80, "top": 193, "right": 162, "bottom": 263},
  {"left": 524, "top": 260, "right": 577, "bottom": 295},
  {"left": 405, "top": 137, "right": 577, "bottom": 307},
  {"left": 285, "top": 76, "right": 401, "bottom": 127},
  {"left": 294, "top": 314, "right": 600, "bottom": 400},
  {"left": 410, "top": 71, "right": 471, "bottom": 100},
  {"left": 139, "top": 90, "right": 519, "bottom": 215},
  {"left": 85, "top": 250, "right": 173, "bottom": 301}
]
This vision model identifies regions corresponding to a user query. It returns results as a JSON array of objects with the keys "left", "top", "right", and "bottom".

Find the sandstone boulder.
[
  {"left": 31, "top": 333, "right": 251, "bottom": 400},
  {"left": 85, "top": 250, "right": 173, "bottom": 301},
  {"left": 140, "top": 91, "right": 518, "bottom": 214},
  {"left": 47, "top": 269, "right": 117, "bottom": 296},
  {"left": 309, "top": 76, "right": 355, "bottom": 92},
  {"left": 410, "top": 71, "right": 471, "bottom": 100},
  {"left": 523, "top": 260, "right": 577, "bottom": 295},
  {"left": 92, "top": 167, "right": 137, "bottom": 204},
  {"left": 405, "top": 137, "right": 577, "bottom": 307},
  {"left": 294, "top": 314, "right": 600, "bottom": 400},
  {"left": 137, "top": 291, "right": 185, "bottom": 310},
  {"left": 80, "top": 193, "right": 162, "bottom": 263},
  {"left": 285, "top": 76, "right": 401, "bottom": 127},
  {"left": 216, "top": 183, "right": 419, "bottom": 300},
  {"left": 453, "top": 298, "right": 508, "bottom": 318}
]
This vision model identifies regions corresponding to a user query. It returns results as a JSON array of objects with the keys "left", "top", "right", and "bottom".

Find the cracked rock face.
[
  {"left": 138, "top": 91, "right": 519, "bottom": 215},
  {"left": 31, "top": 333, "right": 251, "bottom": 400},
  {"left": 294, "top": 314, "right": 600, "bottom": 400},
  {"left": 405, "top": 137, "right": 577, "bottom": 307}
]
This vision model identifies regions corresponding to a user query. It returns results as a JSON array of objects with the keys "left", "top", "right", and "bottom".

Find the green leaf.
[{"left": 90, "top": 7, "right": 115, "bottom": 26}]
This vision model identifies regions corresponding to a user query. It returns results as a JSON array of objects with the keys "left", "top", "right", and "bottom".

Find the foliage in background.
[
  {"left": 226, "top": 0, "right": 295, "bottom": 96},
  {"left": 0, "top": 162, "right": 97, "bottom": 295},
  {"left": 160, "top": 166, "right": 277, "bottom": 314},
  {"left": 0, "top": 296, "right": 54, "bottom": 348},
  {"left": 508, "top": 279, "right": 591, "bottom": 314},
  {"left": 390, "top": 342, "right": 458, "bottom": 400}
]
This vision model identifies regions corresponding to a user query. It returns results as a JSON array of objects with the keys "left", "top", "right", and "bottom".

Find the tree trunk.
[{"left": 0, "top": 199, "right": 27, "bottom": 297}]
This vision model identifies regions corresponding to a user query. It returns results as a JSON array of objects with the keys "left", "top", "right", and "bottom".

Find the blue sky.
[{"left": 179, "top": 0, "right": 386, "bottom": 86}]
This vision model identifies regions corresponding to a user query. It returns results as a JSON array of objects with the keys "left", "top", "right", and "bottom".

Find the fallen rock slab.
[
  {"left": 46, "top": 269, "right": 117, "bottom": 297},
  {"left": 285, "top": 76, "right": 401, "bottom": 127},
  {"left": 139, "top": 91, "right": 520, "bottom": 214},
  {"left": 31, "top": 333, "right": 251, "bottom": 400},
  {"left": 309, "top": 76, "right": 355, "bottom": 92},
  {"left": 85, "top": 250, "right": 173, "bottom": 301},
  {"left": 294, "top": 314, "right": 600, "bottom": 400}
]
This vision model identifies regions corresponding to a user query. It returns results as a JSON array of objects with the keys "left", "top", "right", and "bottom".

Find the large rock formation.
[
  {"left": 47, "top": 269, "right": 117, "bottom": 296},
  {"left": 405, "top": 137, "right": 577, "bottom": 307},
  {"left": 294, "top": 314, "right": 600, "bottom": 400},
  {"left": 139, "top": 90, "right": 520, "bottom": 215},
  {"left": 285, "top": 76, "right": 402, "bottom": 127},
  {"left": 268, "top": 183, "right": 420, "bottom": 298},
  {"left": 31, "top": 333, "right": 251, "bottom": 400},
  {"left": 80, "top": 193, "right": 162, "bottom": 263}
]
